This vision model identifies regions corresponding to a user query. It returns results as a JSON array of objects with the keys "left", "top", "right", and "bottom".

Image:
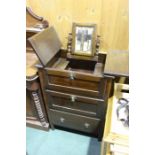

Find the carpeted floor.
[{"left": 26, "top": 127, "right": 101, "bottom": 155}]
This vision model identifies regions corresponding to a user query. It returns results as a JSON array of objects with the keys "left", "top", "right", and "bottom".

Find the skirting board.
[{"left": 26, "top": 120, "right": 49, "bottom": 131}]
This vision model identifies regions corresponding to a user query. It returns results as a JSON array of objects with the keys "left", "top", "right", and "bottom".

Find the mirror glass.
[
  {"left": 72, "top": 23, "right": 96, "bottom": 56},
  {"left": 75, "top": 27, "right": 94, "bottom": 54}
]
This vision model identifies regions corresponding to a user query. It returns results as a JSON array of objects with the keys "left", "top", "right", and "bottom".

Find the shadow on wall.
[{"left": 87, "top": 138, "right": 101, "bottom": 155}]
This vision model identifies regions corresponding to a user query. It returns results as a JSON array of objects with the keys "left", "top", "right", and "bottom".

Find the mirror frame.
[{"left": 72, "top": 23, "right": 97, "bottom": 57}]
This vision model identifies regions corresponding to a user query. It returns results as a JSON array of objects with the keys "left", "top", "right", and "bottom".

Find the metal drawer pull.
[
  {"left": 60, "top": 117, "right": 65, "bottom": 123},
  {"left": 69, "top": 72, "right": 74, "bottom": 80},
  {"left": 84, "top": 123, "right": 90, "bottom": 128},
  {"left": 71, "top": 95, "right": 76, "bottom": 102}
]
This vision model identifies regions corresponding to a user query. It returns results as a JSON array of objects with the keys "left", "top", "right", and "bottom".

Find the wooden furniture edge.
[
  {"left": 26, "top": 6, "right": 43, "bottom": 21},
  {"left": 26, "top": 121, "right": 49, "bottom": 131}
]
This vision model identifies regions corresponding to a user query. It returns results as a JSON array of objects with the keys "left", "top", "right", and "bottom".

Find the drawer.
[
  {"left": 49, "top": 109, "right": 101, "bottom": 134},
  {"left": 45, "top": 68, "right": 103, "bottom": 82},
  {"left": 46, "top": 90, "right": 105, "bottom": 117},
  {"left": 45, "top": 69, "right": 105, "bottom": 98},
  {"left": 48, "top": 76, "right": 99, "bottom": 91}
]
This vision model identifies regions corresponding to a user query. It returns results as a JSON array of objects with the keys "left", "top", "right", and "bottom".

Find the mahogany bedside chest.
[{"left": 28, "top": 25, "right": 112, "bottom": 140}]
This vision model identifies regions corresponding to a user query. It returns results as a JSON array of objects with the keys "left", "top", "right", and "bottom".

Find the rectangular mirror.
[{"left": 72, "top": 23, "right": 96, "bottom": 56}]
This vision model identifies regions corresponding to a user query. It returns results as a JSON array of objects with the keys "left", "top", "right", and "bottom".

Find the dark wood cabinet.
[
  {"left": 26, "top": 72, "right": 49, "bottom": 130},
  {"left": 28, "top": 26, "right": 112, "bottom": 140},
  {"left": 26, "top": 7, "right": 49, "bottom": 130}
]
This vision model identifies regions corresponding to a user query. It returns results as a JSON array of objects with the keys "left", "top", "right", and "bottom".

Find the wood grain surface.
[
  {"left": 27, "top": 0, "right": 128, "bottom": 51},
  {"left": 26, "top": 52, "right": 38, "bottom": 77},
  {"left": 104, "top": 50, "right": 129, "bottom": 77}
]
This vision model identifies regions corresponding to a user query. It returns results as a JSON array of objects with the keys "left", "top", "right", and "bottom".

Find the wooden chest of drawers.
[
  {"left": 28, "top": 26, "right": 112, "bottom": 140},
  {"left": 36, "top": 58, "right": 112, "bottom": 140}
]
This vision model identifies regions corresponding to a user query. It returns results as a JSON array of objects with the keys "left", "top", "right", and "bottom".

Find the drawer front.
[
  {"left": 48, "top": 76, "right": 99, "bottom": 91},
  {"left": 46, "top": 90, "right": 105, "bottom": 117},
  {"left": 49, "top": 109, "right": 100, "bottom": 134},
  {"left": 45, "top": 68, "right": 102, "bottom": 82},
  {"left": 46, "top": 75, "right": 104, "bottom": 98},
  {"left": 45, "top": 70, "right": 105, "bottom": 97}
]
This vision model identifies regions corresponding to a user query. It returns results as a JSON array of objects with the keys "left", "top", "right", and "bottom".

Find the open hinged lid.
[{"left": 28, "top": 26, "right": 62, "bottom": 67}]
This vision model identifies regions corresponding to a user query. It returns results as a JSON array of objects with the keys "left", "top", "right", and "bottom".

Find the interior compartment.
[
  {"left": 66, "top": 59, "right": 96, "bottom": 73},
  {"left": 52, "top": 57, "right": 103, "bottom": 75}
]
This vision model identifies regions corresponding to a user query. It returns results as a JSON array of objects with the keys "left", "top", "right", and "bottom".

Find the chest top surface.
[{"left": 104, "top": 50, "right": 129, "bottom": 77}]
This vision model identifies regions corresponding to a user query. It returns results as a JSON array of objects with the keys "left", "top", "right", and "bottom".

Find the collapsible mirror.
[{"left": 72, "top": 23, "right": 96, "bottom": 56}]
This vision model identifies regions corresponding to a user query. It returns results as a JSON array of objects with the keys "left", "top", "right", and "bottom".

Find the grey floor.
[{"left": 26, "top": 127, "right": 101, "bottom": 155}]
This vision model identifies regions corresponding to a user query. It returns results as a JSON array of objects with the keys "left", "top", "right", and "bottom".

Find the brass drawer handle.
[
  {"left": 71, "top": 95, "right": 76, "bottom": 102},
  {"left": 69, "top": 72, "right": 74, "bottom": 80},
  {"left": 84, "top": 122, "right": 90, "bottom": 128},
  {"left": 60, "top": 117, "right": 65, "bottom": 123}
]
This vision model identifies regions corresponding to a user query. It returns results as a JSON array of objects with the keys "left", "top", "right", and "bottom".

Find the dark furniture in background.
[
  {"left": 104, "top": 50, "right": 129, "bottom": 96},
  {"left": 26, "top": 7, "right": 49, "bottom": 131},
  {"left": 28, "top": 26, "right": 113, "bottom": 140},
  {"left": 104, "top": 50, "right": 129, "bottom": 77},
  {"left": 26, "top": 6, "right": 49, "bottom": 52}
]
